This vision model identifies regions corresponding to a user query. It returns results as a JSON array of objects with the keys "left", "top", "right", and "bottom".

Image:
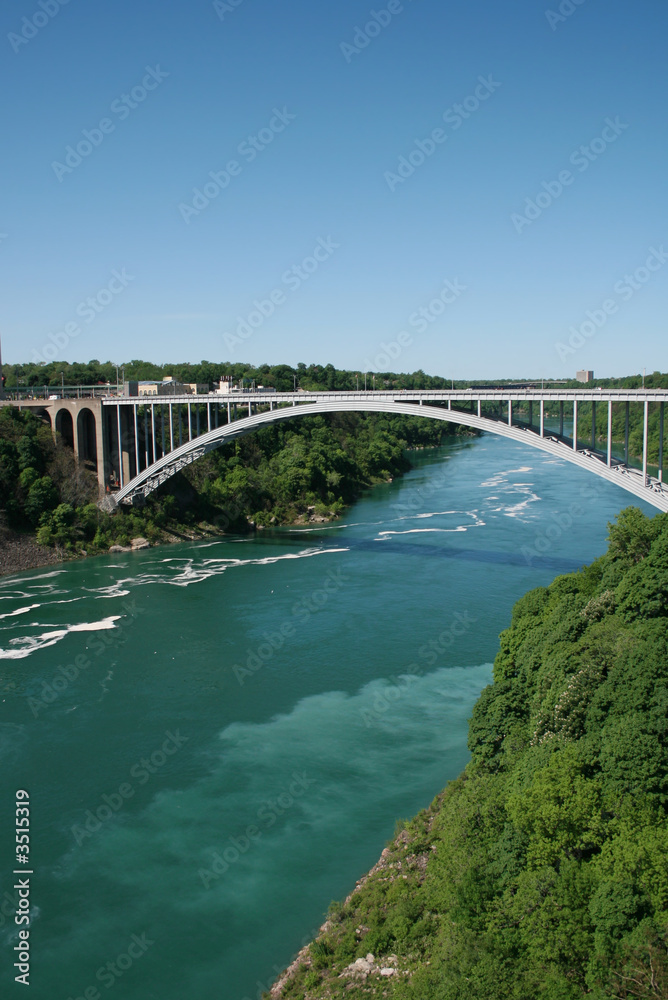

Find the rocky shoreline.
[
  {"left": 0, "top": 527, "right": 64, "bottom": 579},
  {"left": 267, "top": 819, "right": 436, "bottom": 998},
  {"left": 0, "top": 510, "right": 340, "bottom": 580}
]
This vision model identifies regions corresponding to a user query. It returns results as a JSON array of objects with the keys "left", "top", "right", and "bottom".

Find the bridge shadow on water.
[{"left": 247, "top": 529, "right": 583, "bottom": 574}]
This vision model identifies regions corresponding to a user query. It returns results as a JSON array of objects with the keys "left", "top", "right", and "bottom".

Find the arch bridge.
[{"left": 97, "top": 388, "right": 668, "bottom": 514}]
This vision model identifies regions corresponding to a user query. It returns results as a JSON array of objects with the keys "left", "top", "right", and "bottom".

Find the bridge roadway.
[{"left": 94, "top": 388, "right": 668, "bottom": 513}]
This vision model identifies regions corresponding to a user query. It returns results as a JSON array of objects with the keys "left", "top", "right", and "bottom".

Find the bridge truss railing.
[{"left": 96, "top": 390, "right": 668, "bottom": 513}]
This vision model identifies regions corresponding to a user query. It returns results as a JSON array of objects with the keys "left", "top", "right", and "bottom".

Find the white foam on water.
[
  {"left": 0, "top": 604, "right": 41, "bottom": 620},
  {"left": 377, "top": 527, "right": 468, "bottom": 537},
  {"left": 81, "top": 546, "right": 351, "bottom": 594},
  {"left": 0, "top": 617, "right": 122, "bottom": 660}
]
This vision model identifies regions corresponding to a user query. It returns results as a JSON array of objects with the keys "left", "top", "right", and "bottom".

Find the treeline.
[
  {"left": 2, "top": 359, "right": 454, "bottom": 392},
  {"left": 4, "top": 359, "right": 666, "bottom": 394},
  {"left": 276, "top": 507, "right": 668, "bottom": 999},
  {"left": 0, "top": 406, "right": 460, "bottom": 555}
]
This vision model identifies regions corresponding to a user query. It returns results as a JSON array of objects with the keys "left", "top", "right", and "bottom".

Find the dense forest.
[
  {"left": 272, "top": 507, "right": 668, "bottom": 1000},
  {"left": 2, "top": 359, "right": 455, "bottom": 393},
  {"left": 0, "top": 404, "right": 460, "bottom": 555},
  {"left": 3, "top": 358, "right": 667, "bottom": 394}
]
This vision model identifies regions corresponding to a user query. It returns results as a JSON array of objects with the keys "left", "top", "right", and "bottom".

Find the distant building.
[
  {"left": 138, "top": 378, "right": 208, "bottom": 396},
  {"left": 214, "top": 378, "right": 275, "bottom": 394},
  {"left": 138, "top": 381, "right": 159, "bottom": 395},
  {"left": 214, "top": 378, "right": 241, "bottom": 395},
  {"left": 576, "top": 370, "right": 594, "bottom": 383}
]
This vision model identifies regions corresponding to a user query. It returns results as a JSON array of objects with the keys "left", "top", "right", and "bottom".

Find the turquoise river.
[{"left": 0, "top": 434, "right": 655, "bottom": 1000}]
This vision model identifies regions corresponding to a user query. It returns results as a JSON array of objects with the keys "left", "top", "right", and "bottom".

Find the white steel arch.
[{"left": 101, "top": 399, "right": 668, "bottom": 513}]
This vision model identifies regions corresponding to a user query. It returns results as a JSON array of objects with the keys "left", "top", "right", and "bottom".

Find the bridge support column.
[
  {"left": 116, "top": 405, "right": 123, "bottom": 487},
  {"left": 151, "top": 405, "right": 157, "bottom": 462},
  {"left": 607, "top": 401, "right": 612, "bottom": 467},
  {"left": 591, "top": 401, "right": 596, "bottom": 449},
  {"left": 573, "top": 400, "right": 578, "bottom": 451},
  {"left": 188, "top": 402, "right": 192, "bottom": 441},
  {"left": 227, "top": 402, "right": 231, "bottom": 423},
  {"left": 508, "top": 400, "right": 512, "bottom": 427},
  {"left": 477, "top": 399, "right": 481, "bottom": 419},
  {"left": 117, "top": 404, "right": 133, "bottom": 486},
  {"left": 169, "top": 404, "right": 174, "bottom": 452},
  {"left": 559, "top": 401, "right": 564, "bottom": 438},
  {"left": 133, "top": 405, "right": 140, "bottom": 476},
  {"left": 625, "top": 403, "right": 629, "bottom": 465},
  {"left": 540, "top": 400, "right": 544, "bottom": 437},
  {"left": 94, "top": 405, "right": 106, "bottom": 493},
  {"left": 660, "top": 402, "right": 664, "bottom": 483},
  {"left": 528, "top": 400, "right": 533, "bottom": 430},
  {"left": 643, "top": 400, "right": 649, "bottom": 484},
  {"left": 144, "top": 408, "right": 149, "bottom": 469}
]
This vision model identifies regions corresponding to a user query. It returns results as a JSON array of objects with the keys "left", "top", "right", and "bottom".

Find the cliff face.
[{"left": 269, "top": 507, "right": 668, "bottom": 1000}]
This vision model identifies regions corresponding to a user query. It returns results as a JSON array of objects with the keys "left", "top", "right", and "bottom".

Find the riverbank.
[
  {"left": 0, "top": 507, "right": 342, "bottom": 579},
  {"left": 0, "top": 524, "right": 64, "bottom": 577}
]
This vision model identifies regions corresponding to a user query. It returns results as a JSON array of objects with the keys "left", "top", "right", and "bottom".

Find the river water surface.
[{"left": 0, "top": 434, "right": 655, "bottom": 1000}]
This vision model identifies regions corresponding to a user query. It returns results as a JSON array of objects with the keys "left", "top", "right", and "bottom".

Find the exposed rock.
[
  {"left": 340, "top": 952, "right": 399, "bottom": 982},
  {"left": 0, "top": 524, "right": 62, "bottom": 578},
  {"left": 131, "top": 537, "right": 150, "bottom": 550},
  {"left": 109, "top": 545, "right": 132, "bottom": 553}
]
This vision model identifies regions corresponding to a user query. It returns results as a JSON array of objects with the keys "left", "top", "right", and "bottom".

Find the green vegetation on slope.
[
  {"left": 273, "top": 507, "right": 668, "bottom": 1000},
  {"left": 0, "top": 405, "right": 463, "bottom": 556}
]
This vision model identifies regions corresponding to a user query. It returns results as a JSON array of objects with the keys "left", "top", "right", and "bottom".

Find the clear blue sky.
[{"left": 2, "top": 0, "right": 666, "bottom": 379}]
